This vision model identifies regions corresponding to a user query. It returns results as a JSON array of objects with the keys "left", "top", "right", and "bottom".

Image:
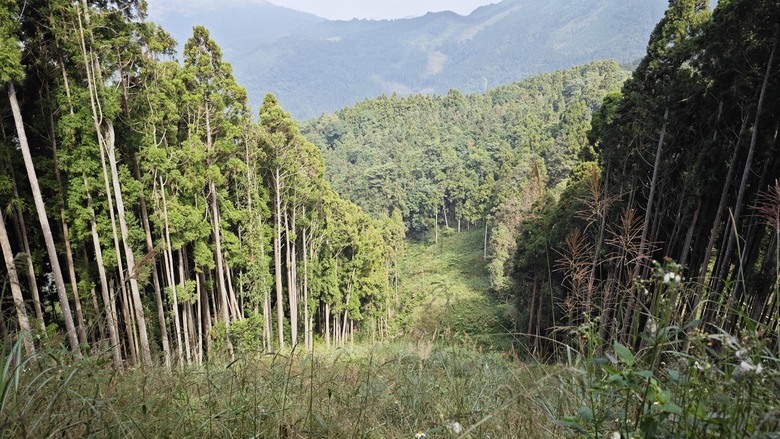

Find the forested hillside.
[
  {"left": 509, "top": 0, "right": 780, "bottom": 354},
  {"left": 200, "top": 0, "right": 668, "bottom": 118},
  {"left": 303, "top": 60, "right": 628, "bottom": 291},
  {"left": 1, "top": 0, "right": 779, "bottom": 437},
  {"left": 0, "top": 0, "right": 402, "bottom": 365}
]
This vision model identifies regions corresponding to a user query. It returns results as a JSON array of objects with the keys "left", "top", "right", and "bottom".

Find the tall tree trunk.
[
  {"left": 713, "top": 28, "right": 778, "bottom": 313},
  {"left": 0, "top": 208, "right": 35, "bottom": 356},
  {"left": 285, "top": 207, "right": 298, "bottom": 346},
  {"left": 160, "top": 180, "right": 183, "bottom": 367},
  {"left": 692, "top": 111, "right": 749, "bottom": 317},
  {"left": 179, "top": 250, "right": 192, "bottom": 365},
  {"left": 199, "top": 271, "right": 212, "bottom": 358},
  {"left": 624, "top": 107, "right": 668, "bottom": 341},
  {"left": 138, "top": 161, "right": 171, "bottom": 369},
  {"left": 9, "top": 173, "right": 44, "bottom": 329},
  {"left": 210, "top": 180, "right": 234, "bottom": 359},
  {"left": 273, "top": 168, "right": 285, "bottom": 350},
  {"left": 7, "top": 82, "right": 79, "bottom": 353},
  {"left": 104, "top": 123, "right": 152, "bottom": 366},
  {"left": 86, "top": 185, "right": 122, "bottom": 367},
  {"left": 47, "top": 102, "right": 87, "bottom": 345}
]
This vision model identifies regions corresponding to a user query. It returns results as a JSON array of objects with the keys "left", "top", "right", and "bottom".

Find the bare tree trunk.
[
  {"left": 9, "top": 173, "right": 44, "bottom": 329},
  {"left": 178, "top": 250, "right": 192, "bottom": 365},
  {"left": 273, "top": 169, "right": 285, "bottom": 350},
  {"left": 325, "top": 302, "right": 330, "bottom": 349},
  {"left": 285, "top": 207, "right": 298, "bottom": 347},
  {"left": 0, "top": 208, "right": 35, "bottom": 356},
  {"left": 86, "top": 185, "right": 122, "bottom": 367},
  {"left": 624, "top": 107, "right": 668, "bottom": 341},
  {"left": 104, "top": 123, "right": 152, "bottom": 366},
  {"left": 199, "top": 271, "right": 212, "bottom": 358},
  {"left": 47, "top": 106, "right": 87, "bottom": 345},
  {"left": 139, "top": 163, "right": 171, "bottom": 368},
  {"left": 7, "top": 82, "right": 79, "bottom": 354},
  {"left": 714, "top": 27, "right": 778, "bottom": 300},
  {"left": 210, "top": 180, "right": 234, "bottom": 359},
  {"left": 160, "top": 180, "right": 183, "bottom": 367}
]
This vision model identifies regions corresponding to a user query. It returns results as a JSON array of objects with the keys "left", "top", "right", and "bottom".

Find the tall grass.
[
  {"left": 556, "top": 261, "right": 780, "bottom": 438},
  {"left": 0, "top": 339, "right": 579, "bottom": 438}
]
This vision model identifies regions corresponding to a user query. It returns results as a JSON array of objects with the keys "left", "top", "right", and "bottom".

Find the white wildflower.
[
  {"left": 415, "top": 432, "right": 426, "bottom": 438},
  {"left": 738, "top": 360, "right": 763, "bottom": 375},
  {"left": 608, "top": 432, "right": 621, "bottom": 439},
  {"left": 674, "top": 274, "right": 682, "bottom": 283},
  {"left": 693, "top": 360, "right": 709, "bottom": 371},
  {"left": 735, "top": 348, "right": 748, "bottom": 360},
  {"left": 647, "top": 318, "right": 657, "bottom": 337},
  {"left": 445, "top": 421, "right": 463, "bottom": 434},
  {"left": 663, "top": 272, "right": 672, "bottom": 284}
]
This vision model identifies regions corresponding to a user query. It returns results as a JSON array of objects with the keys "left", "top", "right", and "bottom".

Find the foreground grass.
[
  {"left": 399, "top": 230, "right": 514, "bottom": 351},
  {"left": 0, "top": 342, "right": 573, "bottom": 438}
]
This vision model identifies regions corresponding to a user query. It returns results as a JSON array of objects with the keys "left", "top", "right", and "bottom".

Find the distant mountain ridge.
[{"left": 156, "top": 0, "right": 670, "bottom": 119}]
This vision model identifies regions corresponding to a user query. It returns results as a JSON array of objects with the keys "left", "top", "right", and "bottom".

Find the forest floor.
[{"left": 398, "top": 229, "right": 515, "bottom": 352}]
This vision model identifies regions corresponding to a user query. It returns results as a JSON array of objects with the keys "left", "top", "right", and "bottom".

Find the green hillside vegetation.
[
  {"left": 0, "top": 0, "right": 779, "bottom": 437},
  {"left": 398, "top": 230, "right": 514, "bottom": 351},
  {"left": 226, "top": 0, "right": 667, "bottom": 118},
  {"left": 303, "top": 60, "right": 629, "bottom": 296}
]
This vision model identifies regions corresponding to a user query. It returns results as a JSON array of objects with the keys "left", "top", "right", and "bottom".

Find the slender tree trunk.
[
  {"left": 9, "top": 173, "right": 44, "bottom": 329},
  {"left": 47, "top": 105, "right": 87, "bottom": 344},
  {"left": 160, "top": 180, "right": 183, "bottom": 367},
  {"left": 104, "top": 123, "right": 152, "bottom": 366},
  {"left": 325, "top": 302, "right": 330, "bottom": 349},
  {"left": 86, "top": 185, "right": 122, "bottom": 367},
  {"left": 0, "top": 208, "right": 35, "bottom": 356},
  {"left": 209, "top": 180, "right": 234, "bottom": 359},
  {"left": 285, "top": 207, "right": 298, "bottom": 347},
  {"left": 692, "top": 112, "right": 749, "bottom": 317},
  {"left": 7, "top": 82, "right": 79, "bottom": 353},
  {"left": 139, "top": 163, "right": 171, "bottom": 368},
  {"left": 715, "top": 28, "right": 778, "bottom": 302},
  {"left": 624, "top": 107, "right": 668, "bottom": 340},
  {"left": 303, "top": 228, "right": 310, "bottom": 351},
  {"left": 178, "top": 250, "right": 192, "bottom": 365},
  {"left": 273, "top": 168, "right": 285, "bottom": 350},
  {"left": 199, "top": 271, "right": 212, "bottom": 358},
  {"left": 483, "top": 219, "right": 489, "bottom": 260}
]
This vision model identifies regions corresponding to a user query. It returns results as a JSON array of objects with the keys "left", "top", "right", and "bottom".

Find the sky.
[
  {"left": 265, "top": 0, "right": 498, "bottom": 20},
  {"left": 147, "top": 0, "right": 499, "bottom": 22}
]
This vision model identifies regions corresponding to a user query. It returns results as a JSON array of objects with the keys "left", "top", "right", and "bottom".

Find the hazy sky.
[
  {"left": 265, "top": 1, "right": 498, "bottom": 20},
  {"left": 148, "top": 0, "right": 499, "bottom": 21}
]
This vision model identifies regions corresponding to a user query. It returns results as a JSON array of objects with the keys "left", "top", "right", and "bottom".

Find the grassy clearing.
[
  {"left": 0, "top": 341, "right": 574, "bottom": 438},
  {"left": 398, "top": 229, "right": 514, "bottom": 351}
]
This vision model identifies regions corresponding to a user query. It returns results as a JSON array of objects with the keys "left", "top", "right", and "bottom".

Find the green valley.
[{"left": 1, "top": 0, "right": 779, "bottom": 437}]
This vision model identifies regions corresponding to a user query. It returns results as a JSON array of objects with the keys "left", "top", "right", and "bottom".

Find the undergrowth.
[
  {"left": 0, "top": 340, "right": 573, "bottom": 438},
  {"left": 557, "top": 261, "right": 780, "bottom": 438}
]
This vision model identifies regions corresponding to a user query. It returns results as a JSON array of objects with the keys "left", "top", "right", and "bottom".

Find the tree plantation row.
[
  {"left": 1, "top": 0, "right": 779, "bottom": 372},
  {"left": 304, "top": 0, "right": 780, "bottom": 354},
  {"left": 0, "top": 0, "right": 404, "bottom": 367}
]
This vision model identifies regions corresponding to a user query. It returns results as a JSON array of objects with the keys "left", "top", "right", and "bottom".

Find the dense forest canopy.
[
  {"left": 0, "top": 0, "right": 779, "bottom": 437},
  {"left": 302, "top": 61, "right": 629, "bottom": 292},
  {"left": 0, "top": 0, "right": 776, "bottom": 385},
  {"left": 0, "top": 0, "right": 402, "bottom": 365},
  {"left": 510, "top": 0, "right": 780, "bottom": 353}
]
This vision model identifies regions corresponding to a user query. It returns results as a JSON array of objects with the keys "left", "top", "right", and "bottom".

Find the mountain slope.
[{"left": 226, "top": 0, "right": 666, "bottom": 118}]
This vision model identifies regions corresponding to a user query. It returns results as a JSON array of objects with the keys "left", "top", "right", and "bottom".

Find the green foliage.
[
  {"left": 304, "top": 61, "right": 628, "bottom": 241},
  {"left": 398, "top": 230, "right": 514, "bottom": 351},
  {"left": 559, "top": 266, "right": 780, "bottom": 438},
  {"left": 0, "top": 0, "right": 23, "bottom": 84}
]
